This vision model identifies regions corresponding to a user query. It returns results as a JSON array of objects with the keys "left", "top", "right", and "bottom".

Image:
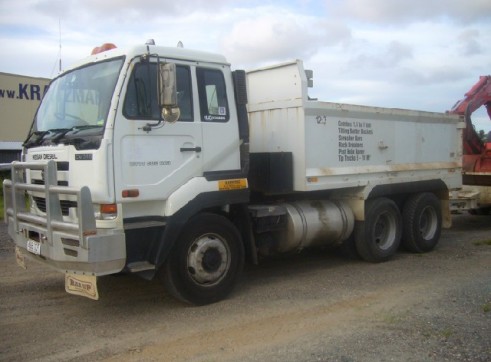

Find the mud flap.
[
  {"left": 15, "top": 247, "right": 26, "bottom": 270},
  {"left": 65, "top": 273, "right": 99, "bottom": 300}
]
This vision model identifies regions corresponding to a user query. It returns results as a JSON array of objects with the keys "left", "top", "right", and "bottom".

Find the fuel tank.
[{"left": 273, "top": 200, "right": 355, "bottom": 253}]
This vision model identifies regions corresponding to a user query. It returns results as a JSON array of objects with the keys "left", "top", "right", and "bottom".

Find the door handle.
[{"left": 180, "top": 146, "right": 202, "bottom": 153}]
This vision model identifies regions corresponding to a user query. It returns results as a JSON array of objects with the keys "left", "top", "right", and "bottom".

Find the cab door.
[
  {"left": 113, "top": 61, "right": 202, "bottom": 206},
  {"left": 196, "top": 66, "right": 241, "bottom": 176}
]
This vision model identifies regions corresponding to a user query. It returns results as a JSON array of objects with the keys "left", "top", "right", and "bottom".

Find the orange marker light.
[
  {"left": 122, "top": 189, "right": 140, "bottom": 198},
  {"left": 100, "top": 204, "right": 117, "bottom": 214}
]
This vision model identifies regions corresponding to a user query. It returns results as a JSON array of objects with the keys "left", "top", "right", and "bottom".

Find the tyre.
[
  {"left": 161, "top": 213, "right": 244, "bottom": 305},
  {"left": 402, "top": 192, "right": 442, "bottom": 253},
  {"left": 355, "top": 198, "right": 402, "bottom": 262}
]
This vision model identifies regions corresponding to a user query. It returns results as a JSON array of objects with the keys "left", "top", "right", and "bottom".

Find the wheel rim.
[
  {"left": 187, "top": 233, "right": 231, "bottom": 286},
  {"left": 373, "top": 211, "right": 397, "bottom": 250},
  {"left": 419, "top": 205, "right": 438, "bottom": 240}
]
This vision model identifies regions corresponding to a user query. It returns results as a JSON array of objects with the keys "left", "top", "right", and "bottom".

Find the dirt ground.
[{"left": 1, "top": 214, "right": 490, "bottom": 362}]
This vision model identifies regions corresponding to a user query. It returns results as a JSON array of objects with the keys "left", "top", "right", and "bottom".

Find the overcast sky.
[{"left": 1, "top": 0, "right": 490, "bottom": 130}]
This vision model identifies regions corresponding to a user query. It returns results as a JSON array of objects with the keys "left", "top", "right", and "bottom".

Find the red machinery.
[{"left": 449, "top": 76, "right": 491, "bottom": 185}]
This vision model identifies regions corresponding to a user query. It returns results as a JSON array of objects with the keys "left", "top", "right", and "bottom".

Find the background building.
[{"left": 0, "top": 72, "right": 50, "bottom": 164}]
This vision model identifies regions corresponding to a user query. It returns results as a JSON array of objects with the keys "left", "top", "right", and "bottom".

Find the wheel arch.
[
  {"left": 123, "top": 189, "right": 255, "bottom": 281},
  {"left": 153, "top": 189, "right": 249, "bottom": 268}
]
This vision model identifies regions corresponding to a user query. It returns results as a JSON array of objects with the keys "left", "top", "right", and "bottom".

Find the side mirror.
[{"left": 158, "top": 63, "right": 180, "bottom": 123}]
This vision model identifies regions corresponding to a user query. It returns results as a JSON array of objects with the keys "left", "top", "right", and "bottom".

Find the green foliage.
[
  {"left": 440, "top": 328, "right": 454, "bottom": 339},
  {"left": 473, "top": 239, "right": 491, "bottom": 246}
]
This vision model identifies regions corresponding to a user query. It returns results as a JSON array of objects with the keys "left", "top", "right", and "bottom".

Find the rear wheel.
[
  {"left": 402, "top": 192, "right": 441, "bottom": 253},
  {"left": 355, "top": 198, "right": 402, "bottom": 262},
  {"left": 161, "top": 213, "right": 244, "bottom": 305}
]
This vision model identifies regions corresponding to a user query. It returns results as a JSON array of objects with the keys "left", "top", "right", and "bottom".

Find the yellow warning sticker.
[
  {"left": 65, "top": 273, "right": 99, "bottom": 300},
  {"left": 218, "top": 178, "right": 248, "bottom": 191}
]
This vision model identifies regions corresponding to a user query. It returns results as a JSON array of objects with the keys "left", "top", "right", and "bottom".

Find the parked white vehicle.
[{"left": 3, "top": 41, "right": 463, "bottom": 304}]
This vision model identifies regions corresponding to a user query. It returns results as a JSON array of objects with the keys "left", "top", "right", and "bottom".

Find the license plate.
[{"left": 26, "top": 239, "right": 41, "bottom": 255}]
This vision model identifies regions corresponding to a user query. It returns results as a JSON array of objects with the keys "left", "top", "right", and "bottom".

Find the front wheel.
[
  {"left": 161, "top": 213, "right": 244, "bottom": 305},
  {"left": 355, "top": 197, "right": 402, "bottom": 262}
]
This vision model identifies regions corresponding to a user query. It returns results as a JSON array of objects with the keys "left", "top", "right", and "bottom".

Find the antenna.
[{"left": 58, "top": 19, "right": 62, "bottom": 72}]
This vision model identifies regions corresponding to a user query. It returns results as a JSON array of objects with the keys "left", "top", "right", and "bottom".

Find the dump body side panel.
[
  {"left": 302, "top": 102, "right": 463, "bottom": 192},
  {"left": 247, "top": 60, "right": 463, "bottom": 195}
]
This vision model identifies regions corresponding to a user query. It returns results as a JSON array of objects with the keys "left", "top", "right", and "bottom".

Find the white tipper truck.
[{"left": 3, "top": 41, "right": 463, "bottom": 305}]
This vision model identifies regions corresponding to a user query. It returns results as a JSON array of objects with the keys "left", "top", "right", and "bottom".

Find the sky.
[{"left": 1, "top": 0, "right": 490, "bottom": 131}]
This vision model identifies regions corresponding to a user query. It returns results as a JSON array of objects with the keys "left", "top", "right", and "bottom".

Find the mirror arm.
[{"left": 140, "top": 120, "right": 163, "bottom": 133}]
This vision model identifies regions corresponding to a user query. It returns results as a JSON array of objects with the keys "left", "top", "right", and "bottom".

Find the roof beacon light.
[{"left": 91, "top": 43, "right": 117, "bottom": 55}]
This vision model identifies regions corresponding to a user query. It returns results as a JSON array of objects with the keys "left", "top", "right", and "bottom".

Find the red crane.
[{"left": 449, "top": 76, "right": 491, "bottom": 184}]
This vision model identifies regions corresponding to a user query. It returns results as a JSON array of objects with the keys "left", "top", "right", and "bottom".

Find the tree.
[{"left": 478, "top": 129, "right": 488, "bottom": 142}]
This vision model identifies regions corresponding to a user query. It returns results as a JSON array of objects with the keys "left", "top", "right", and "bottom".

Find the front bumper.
[{"left": 3, "top": 160, "right": 125, "bottom": 276}]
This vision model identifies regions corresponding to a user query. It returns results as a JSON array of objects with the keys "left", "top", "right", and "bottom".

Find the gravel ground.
[{"left": 0, "top": 214, "right": 490, "bottom": 361}]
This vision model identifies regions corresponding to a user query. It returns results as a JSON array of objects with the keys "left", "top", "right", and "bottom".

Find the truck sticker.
[
  {"left": 337, "top": 120, "right": 373, "bottom": 162},
  {"left": 204, "top": 115, "right": 226, "bottom": 121},
  {"left": 218, "top": 178, "right": 248, "bottom": 191}
]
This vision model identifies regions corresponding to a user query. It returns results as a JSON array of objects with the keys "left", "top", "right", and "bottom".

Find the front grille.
[
  {"left": 56, "top": 162, "right": 69, "bottom": 171},
  {"left": 29, "top": 161, "right": 69, "bottom": 186},
  {"left": 32, "top": 179, "right": 69, "bottom": 186},
  {"left": 33, "top": 196, "right": 78, "bottom": 216}
]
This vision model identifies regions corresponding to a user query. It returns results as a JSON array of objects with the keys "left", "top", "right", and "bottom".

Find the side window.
[
  {"left": 123, "top": 63, "right": 158, "bottom": 119},
  {"left": 197, "top": 68, "right": 229, "bottom": 122},
  {"left": 123, "top": 63, "right": 193, "bottom": 122},
  {"left": 176, "top": 67, "right": 193, "bottom": 122}
]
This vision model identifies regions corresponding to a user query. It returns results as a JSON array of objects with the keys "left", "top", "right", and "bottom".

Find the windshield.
[{"left": 25, "top": 58, "right": 123, "bottom": 150}]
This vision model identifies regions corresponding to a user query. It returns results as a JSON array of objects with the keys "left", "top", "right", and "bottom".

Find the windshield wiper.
[
  {"left": 71, "top": 125, "right": 102, "bottom": 132},
  {"left": 23, "top": 125, "right": 104, "bottom": 148},
  {"left": 23, "top": 130, "right": 50, "bottom": 148},
  {"left": 50, "top": 125, "right": 105, "bottom": 145},
  {"left": 50, "top": 128, "right": 73, "bottom": 143},
  {"left": 23, "top": 128, "right": 72, "bottom": 147}
]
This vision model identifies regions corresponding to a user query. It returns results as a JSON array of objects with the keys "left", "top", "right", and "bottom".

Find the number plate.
[{"left": 26, "top": 239, "right": 41, "bottom": 255}]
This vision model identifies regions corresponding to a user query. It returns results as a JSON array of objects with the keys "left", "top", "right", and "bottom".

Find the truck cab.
[{"left": 4, "top": 43, "right": 249, "bottom": 302}]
